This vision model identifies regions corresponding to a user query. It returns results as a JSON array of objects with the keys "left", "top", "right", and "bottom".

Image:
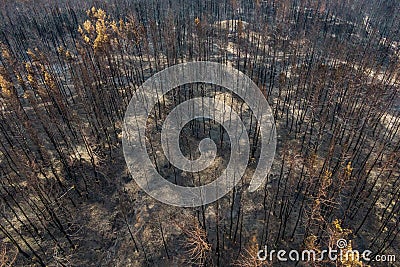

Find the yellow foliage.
[
  {"left": 331, "top": 219, "right": 352, "bottom": 239},
  {"left": 330, "top": 219, "right": 365, "bottom": 266},
  {"left": 23, "top": 90, "right": 34, "bottom": 100},
  {"left": 87, "top": 6, "right": 96, "bottom": 17},
  {"left": 83, "top": 20, "right": 94, "bottom": 33},
  {"left": 83, "top": 35, "right": 90, "bottom": 44},
  {"left": 16, "top": 74, "right": 24, "bottom": 85},
  {"left": 95, "top": 20, "right": 106, "bottom": 35},
  {"left": 27, "top": 48, "right": 36, "bottom": 59},
  {"left": 57, "top": 45, "right": 64, "bottom": 54},
  {"left": 118, "top": 18, "right": 124, "bottom": 32},
  {"left": 340, "top": 241, "right": 365, "bottom": 267},
  {"left": 345, "top": 162, "right": 353, "bottom": 177},
  {"left": 43, "top": 71, "right": 56, "bottom": 90},
  {"left": 93, "top": 29, "right": 109, "bottom": 52},
  {"left": 93, "top": 8, "right": 106, "bottom": 20},
  {"left": 2, "top": 47, "right": 11, "bottom": 60},
  {"left": 194, "top": 17, "right": 200, "bottom": 25},
  {"left": 79, "top": 7, "right": 145, "bottom": 51},
  {"left": 333, "top": 219, "right": 344, "bottom": 233},
  {"left": 79, "top": 7, "right": 146, "bottom": 53},
  {"left": 65, "top": 50, "right": 72, "bottom": 60},
  {"left": 27, "top": 74, "right": 35, "bottom": 84},
  {"left": 110, "top": 20, "right": 118, "bottom": 33},
  {"left": 80, "top": 7, "right": 113, "bottom": 53},
  {"left": 322, "top": 170, "right": 333, "bottom": 188},
  {"left": 0, "top": 74, "right": 12, "bottom": 98}
]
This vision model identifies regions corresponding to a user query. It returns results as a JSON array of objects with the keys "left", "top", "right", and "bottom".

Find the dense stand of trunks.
[{"left": 0, "top": 0, "right": 399, "bottom": 266}]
